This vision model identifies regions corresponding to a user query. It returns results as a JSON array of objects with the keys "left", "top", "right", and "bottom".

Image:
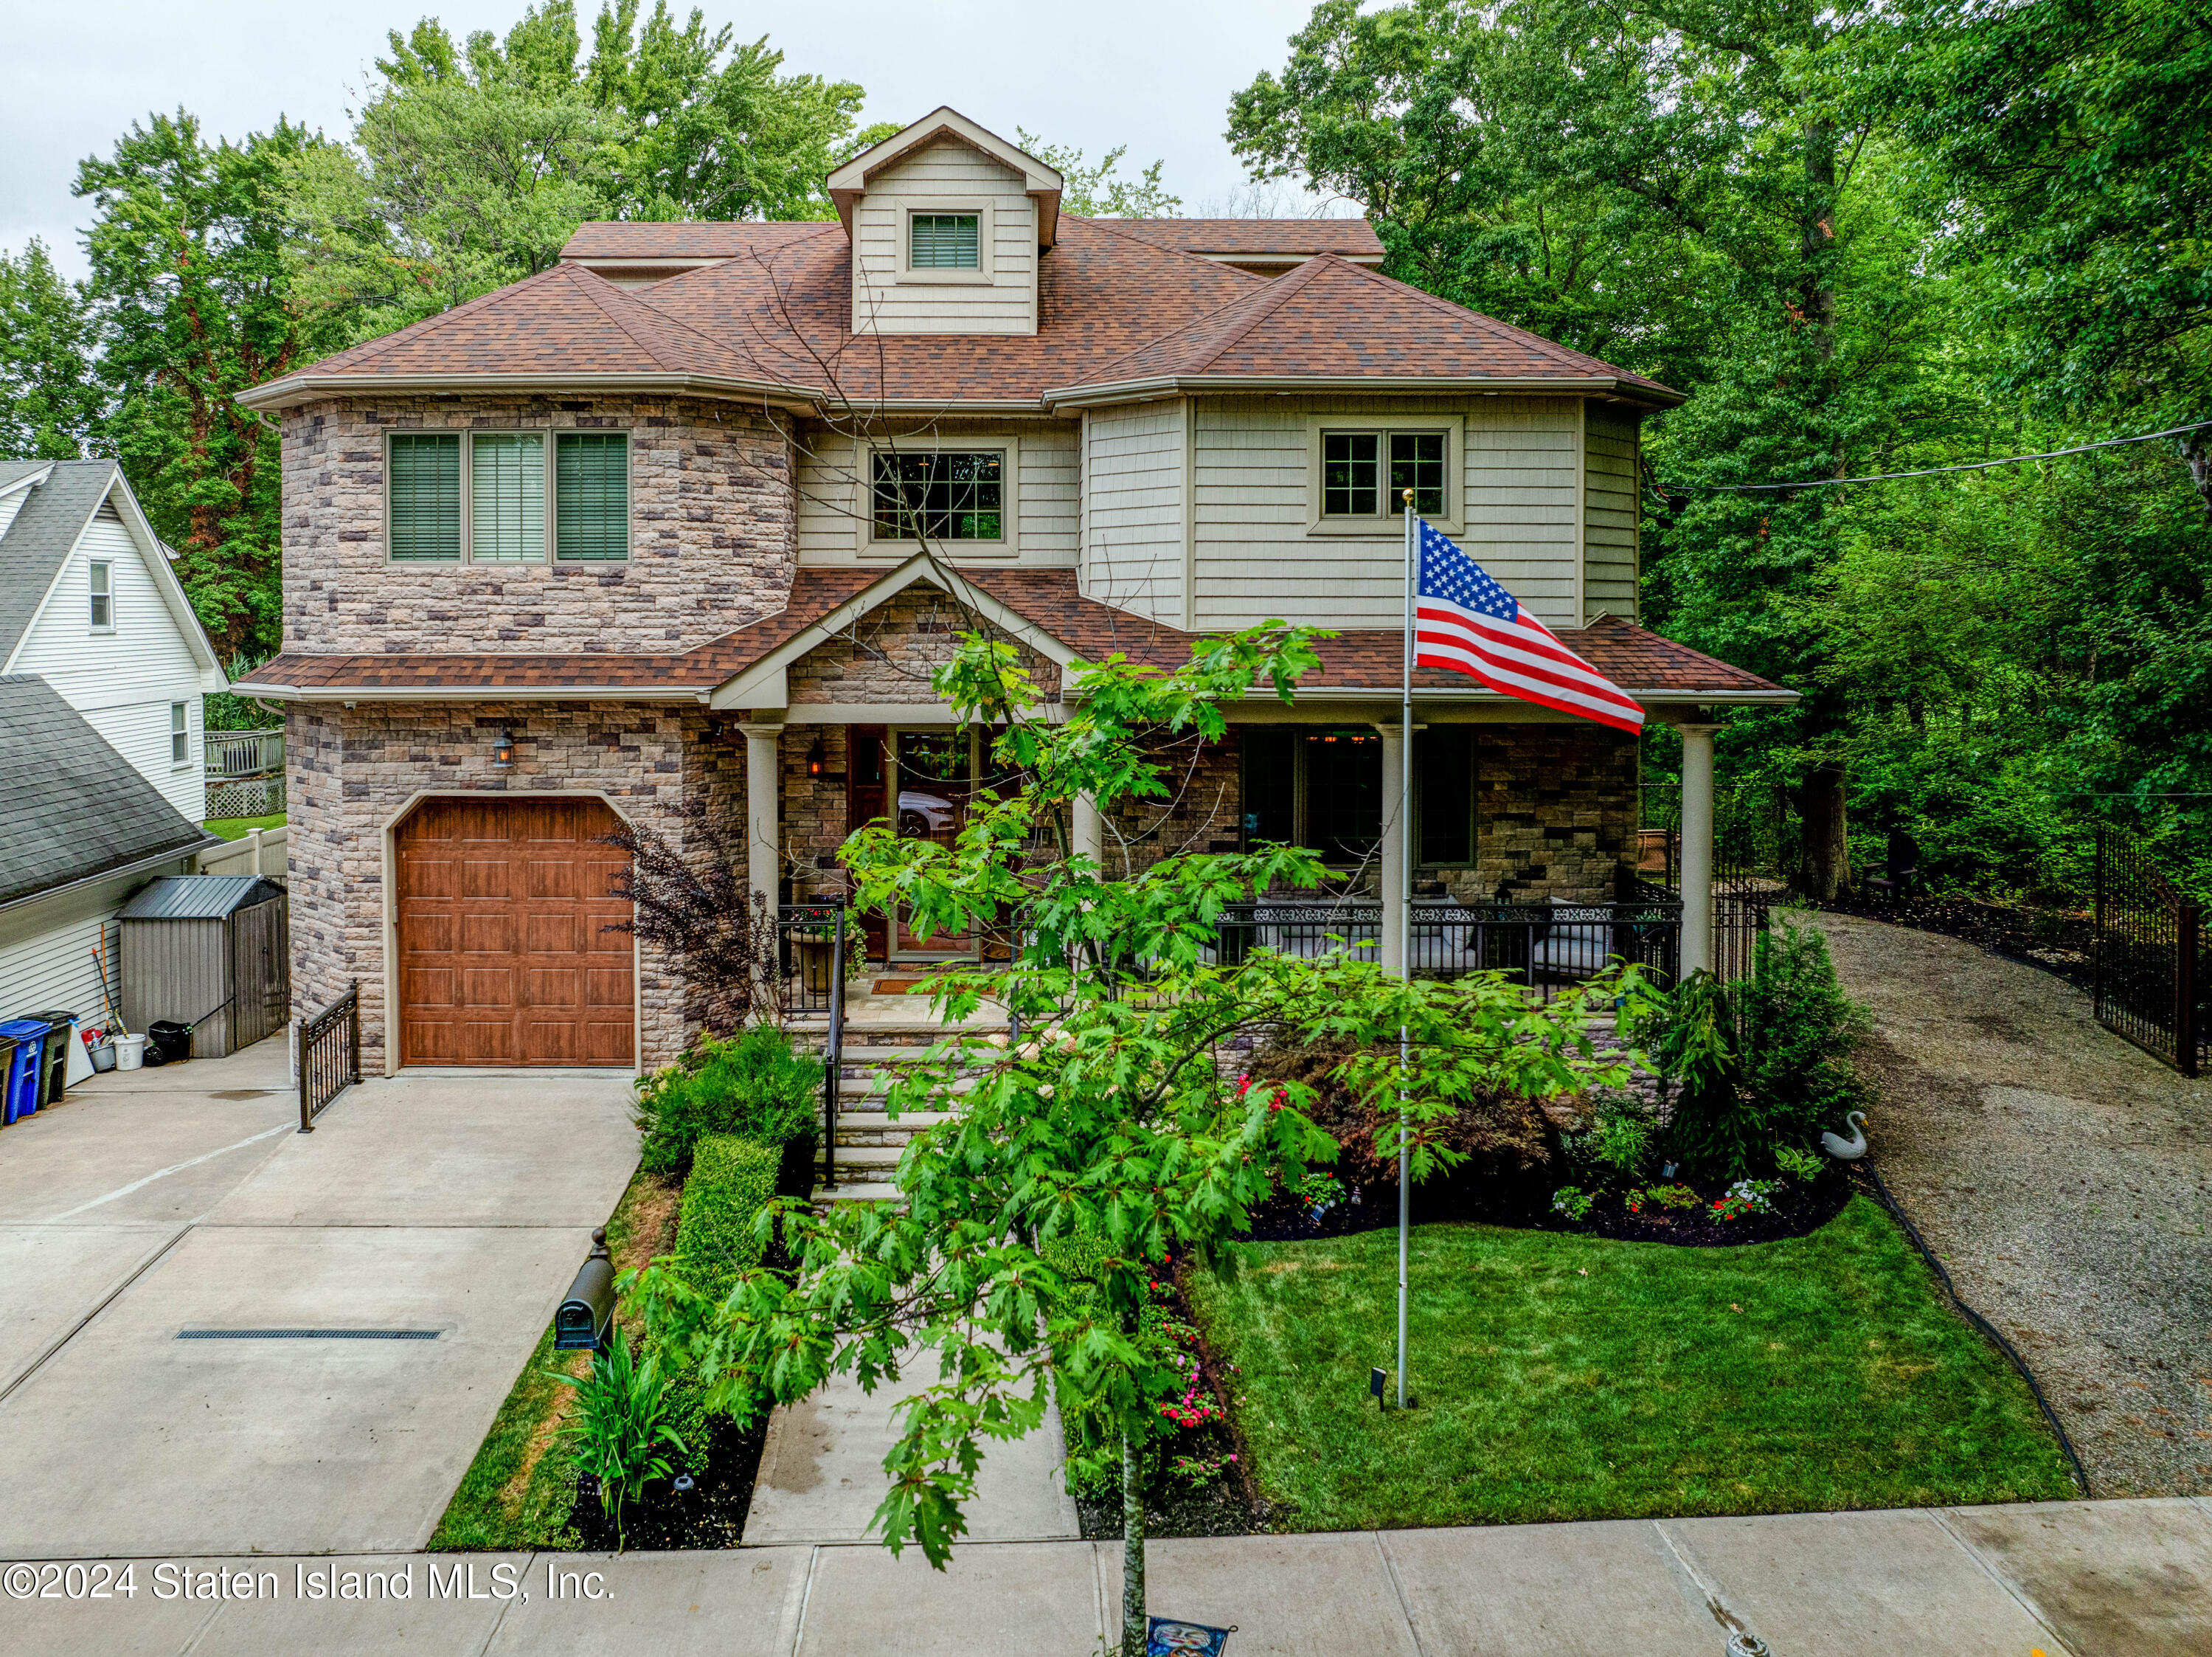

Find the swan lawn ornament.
[{"left": 1820, "top": 1110, "right": 1868, "bottom": 1160}]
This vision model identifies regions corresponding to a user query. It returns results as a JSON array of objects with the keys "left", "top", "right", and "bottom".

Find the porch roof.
[{"left": 239, "top": 569, "right": 1792, "bottom": 708}]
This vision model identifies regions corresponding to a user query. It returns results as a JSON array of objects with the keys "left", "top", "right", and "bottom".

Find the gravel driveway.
[{"left": 1806, "top": 910, "right": 2212, "bottom": 1497}]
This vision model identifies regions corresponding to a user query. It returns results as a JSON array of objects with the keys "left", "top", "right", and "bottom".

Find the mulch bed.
[
  {"left": 1075, "top": 1261, "right": 1269, "bottom": 1540},
  {"left": 566, "top": 1412, "right": 769, "bottom": 1552}
]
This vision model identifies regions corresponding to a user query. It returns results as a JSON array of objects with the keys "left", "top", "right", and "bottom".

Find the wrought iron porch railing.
[
  {"left": 297, "top": 980, "right": 360, "bottom": 1132},
  {"left": 2094, "top": 830, "right": 2205, "bottom": 1077},
  {"left": 1210, "top": 896, "right": 1683, "bottom": 1000},
  {"left": 778, "top": 901, "right": 848, "bottom": 1189}
]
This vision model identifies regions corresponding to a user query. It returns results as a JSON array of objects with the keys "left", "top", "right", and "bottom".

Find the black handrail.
[
  {"left": 297, "top": 980, "right": 360, "bottom": 1132},
  {"left": 778, "top": 901, "right": 847, "bottom": 1189}
]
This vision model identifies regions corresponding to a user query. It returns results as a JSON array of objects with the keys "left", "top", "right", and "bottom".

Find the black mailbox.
[{"left": 555, "top": 1228, "right": 616, "bottom": 1352}]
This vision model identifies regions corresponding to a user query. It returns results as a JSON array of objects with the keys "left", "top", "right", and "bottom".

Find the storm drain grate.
[{"left": 176, "top": 1328, "right": 442, "bottom": 1341}]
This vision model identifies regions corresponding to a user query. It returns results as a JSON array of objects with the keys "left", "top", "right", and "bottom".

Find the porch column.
[
  {"left": 738, "top": 719, "right": 785, "bottom": 919},
  {"left": 1377, "top": 722, "right": 1407, "bottom": 978},
  {"left": 1071, "top": 791, "right": 1104, "bottom": 872},
  {"left": 1678, "top": 722, "right": 1717, "bottom": 976}
]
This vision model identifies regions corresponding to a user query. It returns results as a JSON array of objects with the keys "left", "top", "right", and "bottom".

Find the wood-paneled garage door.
[{"left": 395, "top": 798, "right": 634, "bottom": 1066}]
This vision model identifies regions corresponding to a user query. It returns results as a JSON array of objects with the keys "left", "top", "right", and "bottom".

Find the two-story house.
[
  {"left": 236, "top": 108, "right": 1791, "bottom": 1076},
  {"left": 0, "top": 460, "right": 227, "bottom": 1025}
]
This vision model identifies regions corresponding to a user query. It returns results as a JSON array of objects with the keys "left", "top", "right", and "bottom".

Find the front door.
[
  {"left": 394, "top": 797, "right": 634, "bottom": 1065},
  {"left": 891, "top": 728, "right": 977, "bottom": 960}
]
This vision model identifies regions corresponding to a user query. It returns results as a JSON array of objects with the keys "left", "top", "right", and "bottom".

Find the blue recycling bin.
[{"left": 1, "top": 1020, "right": 50, "bottom": 1125}]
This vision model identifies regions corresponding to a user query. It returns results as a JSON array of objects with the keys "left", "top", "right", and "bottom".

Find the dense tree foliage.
[{"left": 1232, "top": 0, "right": 2212, "bottom": 894}]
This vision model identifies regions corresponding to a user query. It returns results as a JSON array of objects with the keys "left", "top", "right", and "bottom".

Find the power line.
[{"left": 1659, "top": 419, "right": 2212, "bottom": 494}]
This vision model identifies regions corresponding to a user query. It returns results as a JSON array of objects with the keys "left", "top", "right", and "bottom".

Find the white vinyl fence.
[{"left": 197, "top": 825, "right": 288, "bottom": 880}]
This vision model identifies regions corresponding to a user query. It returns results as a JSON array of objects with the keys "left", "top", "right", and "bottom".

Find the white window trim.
[
  {"left": 861, "top": 441, "right": 1019, "bottom": 558},
  {"left": 88, "top": 558, "right": 114, "bottom": 632},
  {"left": 896, "top": 199, "right": 996, "bottom": 286},
  {"left": 383, "top": 429, "right": 633, "bottom": 566},
  {"left": 170, "top": 701, "right": 192, "bottom": 769},
  {"left": 1305, "top": 414, "right": 1463, "bottom": 537}
]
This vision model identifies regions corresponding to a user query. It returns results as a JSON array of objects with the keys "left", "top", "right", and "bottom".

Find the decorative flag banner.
[
  {"left": 1148, "top": 1616, "right": 1235, "bottom": 1656},
  {"left": 1412, "top": 519, "right": 1646, "bottom": 734}
]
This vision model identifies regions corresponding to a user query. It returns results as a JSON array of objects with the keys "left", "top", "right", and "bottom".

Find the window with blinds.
[
  {"left": 555, "top": 433, "right": 629, "bottom": 560},
  {"left": 389, "top": 434, "right": 462, "bottom": 561},
  {"left": 469, "top": 433, "right": 546, "bottom": 562},
  {"left": 909, "top": 212, "right": 981, "bottom": 269}
]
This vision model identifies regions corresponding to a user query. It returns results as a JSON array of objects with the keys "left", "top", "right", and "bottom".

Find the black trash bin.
[
  {"left": 27, "top": 1012, "right": 77, "bottom": 1104},
  {"left": 146, "top": 1020, "right": 193, "bottom": 1066}
]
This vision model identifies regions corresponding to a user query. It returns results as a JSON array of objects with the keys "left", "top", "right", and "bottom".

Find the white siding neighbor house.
[{"left": 0, "top": 462, "right": 227, "bottom": 1031}]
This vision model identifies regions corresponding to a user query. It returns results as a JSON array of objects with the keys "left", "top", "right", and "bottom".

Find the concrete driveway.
[{"left": 0, "top": 1039, "right": 638, "bottom": 1558}]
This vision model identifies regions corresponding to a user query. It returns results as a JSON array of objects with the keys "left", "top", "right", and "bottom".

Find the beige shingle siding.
[
  {"left": 1584, "top": 405, "right": 1640, "bottom": 623},
  {"left": 849, "top": 142, "right": 1038, "bottom": 337},
  {"left": 1083, "top": 401, "right": 1185, "bottom": 624}
]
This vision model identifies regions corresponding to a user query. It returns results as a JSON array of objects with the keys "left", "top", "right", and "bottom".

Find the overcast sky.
[{"left": 1, "top": 0, "right": 1334, "bottom": 279}]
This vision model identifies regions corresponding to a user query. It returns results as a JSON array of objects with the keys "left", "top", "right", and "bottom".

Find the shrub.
[
  {"left": 1648, "top": 969, "right": 1756, "bottom": 1180},
  {"left": 1550, "top": 1186, "right": 1595, "bottom": 1221},
  {"left": 634, "top": 1024, "right": 821, "bottom": 1176},
  {"left": 1774, "top": 1144, "right": 1823, "bottom": 1183},
  {"left": 656, "top": 1133, "right": 783, "bottom": 1463},
  {"left": 1738, "top": 921, "right": 1870, "bottom": 1147},
  {"left": 1559, "top": 1090, "right": 1657, "bottom": 1187},
  {"left": 552, "top": 1329, "right": 685, "bottom": 1548},
  {"left": 1041, "top": 1230, "right": 1193, "bottom": 1499}
]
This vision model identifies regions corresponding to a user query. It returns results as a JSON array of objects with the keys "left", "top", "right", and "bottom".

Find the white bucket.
[{"left": 115, "top": 1033, "right": 147, "bottom": 1071}]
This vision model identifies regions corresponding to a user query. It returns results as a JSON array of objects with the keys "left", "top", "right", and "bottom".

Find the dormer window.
[{"left": 910, "top": 213, "right": 980, "bottom": 269}]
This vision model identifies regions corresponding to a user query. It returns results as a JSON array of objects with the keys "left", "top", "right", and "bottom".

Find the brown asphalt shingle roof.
[
  {"left": 244, "top": 570, "right": 1781, "bottom": 701},
  {"left": 1111, "top": 218, "right": 1384, "bottom": 260}
]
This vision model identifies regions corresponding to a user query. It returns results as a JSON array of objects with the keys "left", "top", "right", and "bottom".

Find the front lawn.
[
  {"left": 1185, "top": 1198, "right": 2076, "bottom": 1532},
  {"left": 204, "top": 812, "right": 285, "bottom": 840}
]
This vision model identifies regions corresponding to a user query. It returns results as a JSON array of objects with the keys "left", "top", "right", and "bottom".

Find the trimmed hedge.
[
  {"left": 633, "top": 1025, "right": 821, "bottom": 1177},
  {"left": 656, "top": 1132, "right": 782, "bottom": 1467}
]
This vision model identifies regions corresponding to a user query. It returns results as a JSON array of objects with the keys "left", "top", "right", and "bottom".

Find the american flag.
[{"left": 1413, "top": 519, "right": 1646, "bottom": 734}]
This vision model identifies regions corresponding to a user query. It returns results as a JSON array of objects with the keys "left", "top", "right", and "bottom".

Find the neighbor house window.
[
  {"left": 89, "top": 560, "right": 113, "bottom": 629},
  {"left": 872, "top": 452, "right": 1003, "bottom": 542},
  {"left": 388, "top": 431, "right": 630, "bottom": 564},
  {"left": 469, "top": 432, "right": 545, "bottom": 563},
  {"left": 1320, "top": 429, "right": 1449, "bottom": 519},
  {"left": 389, "top": 433, "right": 462, "bottom": 561},
  {"left": 909, "top": 213, "right": 980, "bottom": 269},
  {"left": 555, "top": 432, "right": 629, "bottom": 561},
  {"left": 170, "top": 702, "right": 190, "bottom": 766}
]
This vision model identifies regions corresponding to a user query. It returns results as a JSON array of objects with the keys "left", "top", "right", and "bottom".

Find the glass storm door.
[{"left": 892, "top": 728, "right": 977, "bottom": 959}]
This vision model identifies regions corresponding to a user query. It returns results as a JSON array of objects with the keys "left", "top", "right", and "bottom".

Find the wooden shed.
[{"left": 118, "top": 876, "right": 289, "bottom": 1059}]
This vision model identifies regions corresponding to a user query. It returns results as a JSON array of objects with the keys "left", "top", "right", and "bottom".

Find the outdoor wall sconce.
[
  {"left": 554, "top": 1228, "right": 615, "bottom": 1352},
  {"left": 491, "top": 728, "right": 516, "bottom": 769},
  {"left": 807, "top": 737, "right": 826, "bottom": 777}
]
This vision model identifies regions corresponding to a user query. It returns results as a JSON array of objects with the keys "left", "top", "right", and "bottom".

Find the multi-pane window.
[
  {"left": 1320, "top": 429, "right": 1449, "bottom": 518},
  {"left": 909, "top": 213, "right": 981, "bottom": 269},
  {"left": 170, "top": 702, "right": 190, "bottom": 766},
  {"left": 389, "top": 434, "right": 463, "bottom": 561},
  {"left": 387, "top": 431, "right": 628, "bottom": 563},
  {"left": 1243, "top": 724, "right": 1476, "bottom": 868},
  {"left": 555, "top": 432, "right": 629, "bottom": 560},
  {"left": 89, "top": 561, "right": 113, "bottom": 629},
  {"left": 469, "top": 432, "right": 545, "bottom": 563},
  {"left": 872, "top": 452, "right": 1004, "bottom": 542}
]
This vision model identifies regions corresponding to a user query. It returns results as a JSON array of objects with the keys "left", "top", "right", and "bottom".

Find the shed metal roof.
[{"left": 117, "top": 874, "right": 285, "bottom": 921}]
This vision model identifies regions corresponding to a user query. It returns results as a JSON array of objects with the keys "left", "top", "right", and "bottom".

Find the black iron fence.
[
  {"left": 297, "top": 980, "right": 360, "bottom": 1132},
  {"left": 1212, "top": 895, "right": 1682, "bottom": 1000},
  {"left": 778, "top": 902, "right": 848, "bottom": 1189},
  {"left": 2093, "top": 831, "right": 2205, "bottom": 1077}
]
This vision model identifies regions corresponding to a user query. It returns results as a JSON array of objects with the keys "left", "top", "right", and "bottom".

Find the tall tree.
[
  {"left": 0, "top": 240, "right": 103, "bottom": 459},
  {"left": 77, "top": 111, "right": 310, "bottom": 660}
]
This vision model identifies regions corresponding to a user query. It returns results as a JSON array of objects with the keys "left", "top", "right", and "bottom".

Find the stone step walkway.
[
  {"left": 794, "top": 989, "right": 1005, "bottom": 1202},
  {"left": 7, "top": 1498, "right": 2208, "bottom": 1655}
]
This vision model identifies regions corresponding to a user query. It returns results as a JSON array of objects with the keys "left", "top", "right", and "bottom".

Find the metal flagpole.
[{"left": 1398, "top": 490, "right": 1415, "bottom": 1410}]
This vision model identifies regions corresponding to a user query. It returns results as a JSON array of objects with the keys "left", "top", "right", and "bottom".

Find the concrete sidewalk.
[
  {"left": 4, "top": 1498, "right": 2208, "bottom": 1656},
  {"left": 0, "top": 1043, "right": 639, "bottom": 1557}
]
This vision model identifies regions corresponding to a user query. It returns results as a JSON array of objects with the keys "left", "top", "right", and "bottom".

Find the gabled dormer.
[{"left": 827, "top": 108, "right": 1064, "bottom": 337}]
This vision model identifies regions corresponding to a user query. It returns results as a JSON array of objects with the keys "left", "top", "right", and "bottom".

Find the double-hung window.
[
  {"left": 89, "top": 560, "right": 113, "bottom": 629},
  {"left": 386, "top": 431, "right": 628, "bottom": 564},
  {"left": 872, "top": 452, "right": 1004, "bottom": 543},
  {"left": 1318, "top": 428, "right": 1451, "bottom": 522},
  {"left": 170, "top": 702, "right": 190, "bottom": 767}
]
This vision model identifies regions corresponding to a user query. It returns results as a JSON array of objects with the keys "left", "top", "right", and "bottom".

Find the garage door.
[{"left": 395, "top": 798, "right": 634, "bottom": 1066}]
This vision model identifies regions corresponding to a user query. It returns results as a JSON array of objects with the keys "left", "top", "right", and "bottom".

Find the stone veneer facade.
[{"left": 280, "top": 395, "right": 795, "bottom": 654}]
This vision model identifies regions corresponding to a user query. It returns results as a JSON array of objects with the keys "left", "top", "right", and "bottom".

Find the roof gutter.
[
  {"left": 0, "top": 834, "right": 223, "bottom": 919},
  {"left": 234, "top": 679, "right": 713, "bottom": 704},
  {"left": 1039, "top": 373, "right": 1686, "bottom": 411},
  {"left": 235, "top": 372, "right": 825, "bottom": 413}
]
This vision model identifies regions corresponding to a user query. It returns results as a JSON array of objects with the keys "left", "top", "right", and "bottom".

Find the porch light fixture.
[
  {"left": 491, "top": 728, "right": 516, "bottom": 769},
  {"left": 807, "top": 737, "right": 825, "bottom": 777}
]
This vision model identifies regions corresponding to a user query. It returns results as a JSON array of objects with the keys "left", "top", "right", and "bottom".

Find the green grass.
[
  {"left": 429, "top": 1168, "right": 672, "bottom": 1551},
  {"left": 1185, "top": 1198, "right": 2076, "bottom": 1531},
  {"left": 204, "top": 813, "right": 285, "bottom": 840}
]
